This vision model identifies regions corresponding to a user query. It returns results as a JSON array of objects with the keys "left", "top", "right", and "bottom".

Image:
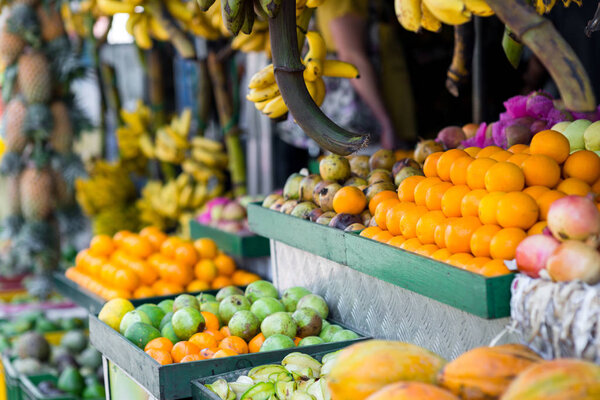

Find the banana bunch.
[
  {"left": 295, "top": 0, "right": 326, "bottom": 17},
  {"left": 116, "top": 100, "right": 152, "bottom": 162},
  {"left": 75, "top": 161, "right": 137, "bottom": 217},
  {"left": 231, "top": 20, "right": 271, "bottom": 57},
  {"left": 60, "top": 2, "right": 89, "bottom": 37},
  {"left": 395, "top": 0, "right": 493, "bottom": 31},
  {"left": 186, "top": 0, "right": 231, "bottom": 39},
  {"left": 533, "top": 0, "right": 581, "bottom": 14},
  {"left": 141, "top": 108, "right": 192, "bottom": 164},
  {"left": 246, "top": 31, "right": 359, "bottom": 119}
]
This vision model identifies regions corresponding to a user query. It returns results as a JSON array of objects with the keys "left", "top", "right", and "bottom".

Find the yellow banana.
[
  {"left": 306, "top": 0, "right": 324, "bottom": 7},
  {"left": 191, "top": 137, "right": 224, "bottom": 152},
  {"left": 192, "top": 148, "right": 228, "bottom": 168},
  {"left": 239, "top": 33, "right": 267, "bottom": 52},
  {"left": 246, "top": 82, "right": 280, "bottom": 102},
  {"left": 165, "top": 0, "right": 194, "bottom": 22},
  {"left": 178, "top": 184, "right": 194, "bottom": 208},
  {"left": 322, "top": 60, "right": 359, "bottom": 79},
  {"left": 175, "top": 173, "right": 192, "bottom": 190},
  {"left": 120, "top": 109, "right": 146, "bottom": 132},
  {"left": 186, "top": 15, "right": 221, "bottom": 39},
  {"left": 533, "top": 0, "right": 557, "bottom": 14},
  {"left": 422, "top": 0, "right": 471, "bottom": 25},
  {"left": 148, "top": 15, "right": 170, "bottom": 40},
  {"left": 304, "top": 31, "right": 326, "bottom": 62},
  {"left": 133, "top": 16, "right": 153, "bottom": 50},
  {"left": 139, "top": 134, "right": 155, "bottom": 158},
  {"left": 254, "top": 99, "right": 269, "bottom": 111},
  {"left": 231, "top": 33, "right": 254, "bottom": 49},
  {"left": 463, "top": 0, "right": 494, "bottom": 16},
  {"left": 313, "top": 77, "right": 326, "bottom": 106},
  {"left": 126, "top": 13, "right": 141, "bottom": 36},
  {"left": 421, "top": 2, "right": 442, "bottom": 32},
  {"left": 191, "top": 184, "right": 208, "bottom": 208},
  {"left": 263, "top": 95, "right": 288, "bottom": 119},
  {"left": 303, "top": 60, "right": 321, "bottom": 81},
  {"left": 306, "top": 79, "right": 319, "bottom": 102},
  {"left": 96, "top": 0, "right": 136, "bottom": 15},
  {"left": 248, "top": 64, "right": 275, "bottom": 89},
  {"left": 172, "top": 108, "right": 192, "bottom": 136},
  {"left": 165, "top": 126, "right": 189, "bottom": 150},
  {"left": 395, "top": 0, "right": 421, "bottom": 33}
]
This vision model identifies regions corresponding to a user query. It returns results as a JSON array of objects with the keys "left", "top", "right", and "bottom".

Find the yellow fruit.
[{"left": 98, "top": 298, "right": 135, "bottom": 331}]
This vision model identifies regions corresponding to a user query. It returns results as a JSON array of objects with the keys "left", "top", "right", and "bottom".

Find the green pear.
[
  {"left": 563, "top": 119, "right": 591, "bottom": 152},
  {"left": 551, "top": 121, "right": 571, "bottom": 134},
  {"left": 584, "top": 121, "right": 600, "bottom": 151}
]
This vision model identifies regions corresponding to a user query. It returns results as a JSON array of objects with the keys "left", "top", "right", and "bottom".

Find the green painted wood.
[
  {"left": 19, "top": 375, "right": 79, "bottom": 400},
  {"left": 189, "top": 221, "right": 270, "bottom": 258},
  {"left": 90, "top": 311, "right": 367, "bottom": 399},
  {"left": 2, "top": 355, "right": 23, "bottom": 400},
  {"left": 247, "top": 203, "right": 514, "bottom": 319},
  {"left": 247, "top": 204, "right": 347, "bottom": 264}
]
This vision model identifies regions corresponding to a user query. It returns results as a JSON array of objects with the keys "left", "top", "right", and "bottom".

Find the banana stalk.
[
  {"left": 146, "top": 0, "right": 195, "bottom": 59},
  {"left": 446, "top": 22, "right": 474, "bottom": 97},
  {"left": 268, "top": 0, "right": 368, "bottom": 155},
  {"left": 486, "top": 0, "right": 595, "bottom": 112}
]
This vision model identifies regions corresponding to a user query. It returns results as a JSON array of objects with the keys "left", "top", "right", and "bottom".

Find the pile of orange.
[
  {"left": 361, "top": 130, "right": 600, "bottom": 276},
  {"left": 66, "top": 228, "right": 261, "bottom": 300},
  {"left": 143, "top": 313, "right": 301, "bottom": 365}
]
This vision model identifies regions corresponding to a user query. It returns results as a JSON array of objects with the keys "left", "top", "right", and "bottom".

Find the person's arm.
[{"left": 329, "top": 14, "right": 396, "bottom": 149}]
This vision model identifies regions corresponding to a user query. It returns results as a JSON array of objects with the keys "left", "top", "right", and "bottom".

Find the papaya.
[
  {"left": 500, "top": 358, "right": 600, "bottom": 400},
  {"left": 327, "top": 340, "right": 446, "bottom": 400},
  {"left": 438, "top": 343, "right": 541, "bottom": 400},
  {"left": 366, "top": 382, "right": 460, "bottom": 400}
]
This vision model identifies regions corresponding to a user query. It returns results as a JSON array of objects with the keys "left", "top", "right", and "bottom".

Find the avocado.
[
  {"left": 13, "top": 358, "right": 43, "bottom": 375},
  {"left": 159, "top": 312, "right": 174, "bottom": 331},
  {"left": 124, "top": 323, "right": 161, "bottom": 349},
  {"left": 136, "top": 304, "right": 166, "bottom": 329},
  {"left": 60, "top": 330, "right": 88, "bottom": 353},
  {"left": 57, "top": 366, "right": 85, "bottom": 396},
  {"left": 77, "top": 347, "right": 102, "bottom": 369},
  {"left": 16, "top": 332, "right": 50, "bottom": 361},
  {"left": 82, "top": 381, "right": 105, "bottom": 399},
  {"left": 35, "top": 318, "right": 59, "bottom": 333},
  {"left": 60, "top": 318, "right": 85, "bottom": 331}
]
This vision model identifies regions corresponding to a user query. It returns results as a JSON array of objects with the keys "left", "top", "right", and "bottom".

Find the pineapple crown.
[
  {"left": 0, "top": 215, "right": 24, "bottom": 240},
  {"left": 24, "top": 103, "right": 53, "bottom": 141},
  {"left": 51, "top": 152, "right": 85, "bottom": 186},
  {"left": 6, "top": 4, "right": 41, "bottom": 48},
  {"left": 0, "top": 151, "right": 23, "bottom": 176},
  {"left": 27, "top": 140, "right": 51, "bottom": 169},
  {"left": 45, "top": 36, "right": 88, "bottom": 88}
]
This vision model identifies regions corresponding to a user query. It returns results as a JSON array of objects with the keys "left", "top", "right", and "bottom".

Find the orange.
[
  {"left": 232, "top": 271, "right": 260, "bottom": 286},
  {"left": 416, "top": 210, "right": 446, "bottom": 245},
  {"left": 214, "top": 254, "right": 236, "bottom": 276},
  {"left": 374, "top": 198, "right": 400, "bottom": 230},
  {"left": 372, "top": 230, "right": 394, "bottom": 243},
  {"left": 171, "top": 341, "right": 200, "bottom": 363},
  {"left": 523, "top": 185, "right": 550, "bottom": 200},
  {"left": 447, "top": 253, "right": 474, "bottom": 268},
  {"left": 161, "top": 237, "right": 182, "bottom": 259},
  {"left": 190, "top": 332, "right": 218, "bottom": 350},
  {"left": 425, "top": 182, "right": 453, "bottom": 211},
  {"left": 180, "top": 354, "right": 203, "bottom": 362},
  {"left": 556, "top": 178, "right": 592, "bottom": 196},
  {"left": 464, "top": 257, "right": 492, "bottom": 274},
  {"left": 449, "top": 156, "right": 474, "bottom": 186},
  {"left": 220, "top": 326, "right": 231, "bottom": 337},
  {"left": 219, "top": 336, "right": 248, "bottom": 355},
  {"left": 434, "top": 218, "right": 452, "bottom": 248},
  {"left": 248, "top": 333, "right": 266, "bottom": 353},
  {"left": 369, "top": 190, "right": 399, "bottom": 214},
  {"left": 489, "top": 150, "right": 513, "bottom": 162},
  {"left": 414, "top": 244, "right": 439, "bottom": 257},
  {"left": 159, "top": 261, "right": 193, "bottom": 287},
  {"left": 398, "top": 205, "right": 428, "bottom": 238},
  {"left": 152, "top": 280, "right": 184, "bottom": 296},
  {"left": 174, "top": 242, "right": 199, "bottom": 267},
  {"left": 359, "top": 226, "right": 382, "bottom": 239},
  {"left": 441, "top": 185, "right": 471, "bottom": 218},
  {"left": 460, "top": 189, "right": 488, "bottom": 217},
  {"left": 386, "top": 235, "right": 406, "bottom": 248},
  {"left": 521, "top": 154, "right": 560, "bottom": 188},
  {"left": 480, "top": 259, "right": 512, "bottom": 277},
  {"left": 508, "top": 144, "right": 529, "bottom": 153},
  {"left": 294, "top": 337, "right": 302, "bottom": 346},
  {"left": 437, "top": 149, "right": 469, "bottom": 182},
  {"left": 195, "top": 259, "right": 218, "bottom": 282},
  {"left": 478, "top": 192, "right": 505, "bottom": 225},
  {"left": 89, "top": 235, "right": 115, "bottom": 257},
  {"left": 489, "top": 228, "right": 527, "bottom": 260},
  {"left": 201, "top": 311, "right": 221, "bottom": 331},
  {"left": 414, "top": 177, "right": 442, "bottom": 206},
  {"left": 193, "top": 238, "right": 219, "bottom": 259},
  {"left": 466, "top": 158, "right": 497, "bottom": 189},
  {"left": 145, "top": 349, "right": 173, "bottom": 365},
  {"left": 204, "top": 329, "right": 225, "bottom": 342},
  {"left": 113, "top": 231, "right": 132, "bottom": 247},
  {"left": 397, "top": 177, "right": 425, "bottom": 203},
  {"left": 484, "top": 162, "right": 525, "bottom": 192},
  {"left": 537, "top": 190, "right": 567, "bottom": 220},
  {"left": 211, "top": 276, "right": 233, "bottom": 289},
  {"left": 333, "top": 186, "right": 367, "bottom": 214},
  {"left": 529, "top": 129, "right": 570, "bottom": 163},
  {"left": 496, "top": 192, "right": 539, "bottom": 230},
  {"left": 445, "top": 216, "right": 481, "bottom": 254},
  {"left": 431, "top": 248, "right": 452, "bottom": 262},
  {"left": 476, "top": 146, "right": 503, "bottom": 159},
  {"left": 147, "top": 253, "right": 169, "bottom": 273},
  {"left": 145, "top": 337, "right": 174, "bottom": 353},
  {"left": 122, "top": 235, "right": 154, "bottom": 259},
  {"left": 506, "top": 153, "right": 529, "bottom": 167},
  {"left": 423, "top": 152, "right": 443, "bottom": 178},
  {"left": 213, "top": 349, "right": 238, "bottom": 358},
  {"left": 200, "top": 347, "right": 219, "bottom": 359},
  {"left": 528, "top": 221, "right": 548, "bottom": 236},
  {"left": 133, "top": 286, "right": 155, "bottom": 299},
  {"left": 470, "top": 224, "right": 502, "bottom": 258},
  {"left": 398, "top": 238, "right": 422, "bottom": 252},
  {"left": 187, "top": 280, "right": 210, "bottom": 292},
  {"left": 140, "top": 226, "right": 167, "bottom": 251},
  {"left": 593, "top": 178, "right": 600, "bottom": 194},
  {"left": 464, "top": 147, "right": 481, "bottom": 157},
  {"left": 386, "top": 202, "right": 416, "bottom": 236}
]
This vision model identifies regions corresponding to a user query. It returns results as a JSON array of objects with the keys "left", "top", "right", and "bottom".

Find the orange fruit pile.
[
  {"left": 66, "top": 228, "right": 261, "bottom": 300},
  {"left": 361, "top": 130, "right": 600, "bottom": 276}
]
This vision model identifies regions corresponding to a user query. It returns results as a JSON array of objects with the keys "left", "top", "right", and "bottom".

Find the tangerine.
[
  {"left": 537, "top": 190, "right": 567, "bottom": 220},
  {"left": 476, "top": 146, "right": 503, "bottom": 158},
  {"left": 434, "top": 218, "right": 452, "bottom": 248},
  {"left": 369, "top": 190, "right": 399, "bottom": 214},
  {"left": 506, "top": 153, "right": 529, "bottom": 167},
  {"left": 413, "top": 177, "right": 442, "bottom": 206},
  {"left": 508, "top": 144, "right": 529, "bottom": 154},
  {"left": 431, "top": 248, "right": 452, "bottom": 262},
  {"left": 416, "top": 210, "right": 446, "bottom": 245},
  {"left": 423, "top": 152, "right": 443, "bottom": 177},
  {"left": 193, "top": 238, "right": 218, "bottom": 259},
  {"left": 140, "top": 227, "right": 167, "bottom": 251},
  {"left": 359, "top": 226, "right": 382, "bottom": 239},
  {"left": 447, "top": 253, "right": 474, "bottom": 268},
  {"left": 449, "top": 156, "right": 474, "bottom": 186},
  {"left": 219, "top": 336, "right": 248, "bottom": 354},
  {"left": 478, "top": 192, "right": 505, "bottom": 225},
  {"left": 195, "top": 259, "right": 218, "bottom": 282},
  {"left": 396, "top": 177, "right": 425, "bottom": 203},
  {"left": 89, "top": 235, "right": 115, "bottom": 257},
  {"left": 190, "top": 332, "right": 218, "bottom": 350},
  {"left": 441, "top": 185, "right": 471, "bottom": 217},
  {"left": 180, "top": 354, "right": 203, "bottom": 362},
  {"left": 470, "top": 224, "right": 502, "bottom": 258},
  {"left": 529, "top": 130, "right": 570, "bottom": 163},
  {"left": 213, "top": 349, "right": 238, "bottom": 358},
  {"left": 484, "top": 162, "right": 525, "bottom": 192},
  {"left": 372, "top": 230, "right": 394, "bottom": 243},
  {"left": 211, "top": 276, "right": 233, "bottom": 289},
  {"left": 466, "top": 158, "right": 497, "bottom": 189},
  {"left": 174, "top": 242, "right": 199, "bottom": 267},
  {"left": 145, "top": 349, "right": 173, "bottom": 365},
  {"left": 445, "top": 216, "right": 482, "bottom": 254},
  {"left": 521, "top": 154, "right": 560, "bottom": 188},
  {"left": 187, "top": 280, "right": 211, "bottom": 292},
  {"left": 398, "top": 205, "right": 428, "bottom": 238},
  {"left": 200, "top": 347, "right": 220, "bottom": 359},
  {"left": 214, "top": 254, "right": 236, "bottom": 276},
  {"left": 414, "top": 244, "right": 439, "bottom": 257},
  {"left": 489, "top": 150, "right": 513, "bottom": 162},
  {"left": 464, "top": 147, "right": 481, "bottom": 157},
  {"left": 398, "top": 238, "right": 422, "bottom": 252},
  {"left": 248, "top": 333, "right": 266, "bottom": 353},
  {"left": 489, "top": 228, "right": 527, "bottom": 260},
  {"left": 161, "top": 237, "right": 182, "bottom": 259},
  {"left": 201, "top": 311, "right": 221, "bottom": 331},
  {"left": 145, "top": 337, "right": 174, "bottom": 353},
  {"left": 386, "top": 235, "right": 406, "bottom": 248},
  {"left": 374, "top": 198, "right": 400, "bottom": 230},
  {"left": 556, "top": 178, "right": 592, "bottom": 196},
  {"left": 528, "top": 221, "right": 548, "bottom": 236},
  {"left": 425, "top": 182, "right": 453, "bottom": 211},
  {"left": 386, "top": 202, "right": 416, "bottom": 236},
  {"left": 437, "top": 149, "right": 469, "bottom": 181},
  {"left": 496, "top": 192, "right": 539, "bottom": 230},
  {"left": 333, "top": 186, "right": 368, "bottom": 215},
  {"left": 460, "top": 189, "right": 488, "bottom": 217},
  {"left": 523, "top": 185, "right": 550, "bottom": 200},
  {"left": 133, "top": 286, "right": 155, "bottom": 299},
  {"left": 480, "top": 259, "right": 512, "bottom": 277},
  {"left": 171, "top": 341, "right": 200, "bottom": 363}
]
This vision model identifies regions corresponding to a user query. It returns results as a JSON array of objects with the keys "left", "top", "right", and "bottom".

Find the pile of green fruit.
[{"left": 206, "top": 351, "right": 340, "bottom": 400}]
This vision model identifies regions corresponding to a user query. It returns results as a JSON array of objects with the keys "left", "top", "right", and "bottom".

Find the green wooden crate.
[
  {"left": 2, "top": 355, "right": 22, "bottom": 400},
  {"left": 247, "top": 203, "right": 514, "bottom": 319},
  {"left": 191, "top": 350, "right": 337, "bottom": 400},
  {"left": 89, "top": 314, "right": 367, "bottom": 400},
  {"left": 189, "top": 221, "right": 270, "bottom": 258},
  {"left": 18, "top": 375, "right": 78, "bottom": 400}
]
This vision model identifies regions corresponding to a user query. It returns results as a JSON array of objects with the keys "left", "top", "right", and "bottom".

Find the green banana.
[
  {"left": 241, "top": 0, "right": 255, "bottom": 34},
  {"left": 197, "top": 0, "right": 217, "bottom": 11},
  {"left": 223, "top": 0, "right": 245, "bottom": 34},
  {"left": 260, "top": 0, "right": 282, "bottom": 18}
]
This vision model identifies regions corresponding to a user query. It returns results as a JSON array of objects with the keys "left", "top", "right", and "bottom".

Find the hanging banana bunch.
[
  {"left": 246, "top": 31, "right": 358, "bottom": 119},
  {"left": 115, "top": 100, "right": 152, "bottom": 162},
  {"left": 394, "top": 0, "right": 493, "bottom": 32},
  {"left": 231, "top": 20, "right": 271, "bottom": 57}
]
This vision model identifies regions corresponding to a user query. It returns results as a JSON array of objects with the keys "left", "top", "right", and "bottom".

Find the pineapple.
[
  {"left": 36, "top": 4, "right": 64, "bottom": 42},
  {"left": 17, "top": 51, "right": 51, "bottom": 103},
  {"left": 0, "top": 26, "right": 25, "bottom": 67},
  {"left": 3, "top": 98, "right": 28, "bottom": 153},
  {"left": 0, "top": 152, "right": 24, "bottom": 217},
  {"left": 24, "top": 103, "right": 53, "bottom": 141},
  {"left": 19, "top": 159, "right": 54, "bottom": 221},
  {"left": 48, "top": 101, "right": 72, "bottom": 154},
  {"left": 6, "top": 4, "right": 40, "bottom": 47}
]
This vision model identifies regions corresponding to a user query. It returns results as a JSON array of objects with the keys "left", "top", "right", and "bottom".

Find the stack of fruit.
[
  {"left": 196, "top": 196, "right": 264, "bottom": 235},
  {"left": 65, "top": 229, "right": 260, "bottom": 300},
  {"left": 0, "top": 310, "right": 84, "bottom": 348},
  {"left": 361, "top": 129, "right": 600, "bottom": 276},
  {"left": 98, "top": 283, "right": 359, "bottom": 365}
]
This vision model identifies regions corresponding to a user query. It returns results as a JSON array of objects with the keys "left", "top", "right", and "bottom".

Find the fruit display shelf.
[
  {"left": 248, "top": 203, "right": 516, "bottom": 359},
  {"left": 189, "top": 221, "right": 270, "bottom": 259},
  {"left": 19, "top": 374, "right": 79, "bottom": 400},
  {"left": 89, "top": 314, "right": 367, "bottom": 399},
  {"left": 2, "top": 355, "right": 23, "bottom": 400}
]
